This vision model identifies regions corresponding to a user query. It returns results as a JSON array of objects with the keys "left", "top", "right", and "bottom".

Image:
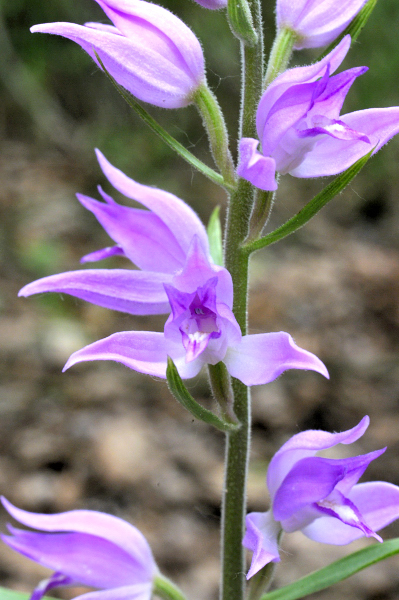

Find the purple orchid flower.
[
  {"left": 243, "top": 416, "right": 399, "bottom": 579},
  {"left": 276, "top": 0, "right": 368, "bottom": 49},
  {"left": 1, "top": 497, "right": 157, "bottom": 600},
  {"left": 19, "top": 151, "right": 328, "bottom": 384},
  {"left": 237, "top": 36, "right": 399, "bottom": 191},
  {"left": 31, "top": 0, "right": 205, "bottom": 109}
]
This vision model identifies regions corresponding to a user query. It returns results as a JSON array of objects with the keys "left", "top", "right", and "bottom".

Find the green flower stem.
[
  {"left": 153, "top": 574, "right": 188, "bottom": 600},
  {"left": 220, "top": 0, "right": 264, "bottom": 598},
  {"left": 246, "top": 189, "right": 275, "bottom": 242},
  {"left": 194, "top": 84, "right": 237, "bottom": 188},
  {"left": 263, "top": 27, "right": 297, "bottom": 89},
  {"left": 248, "top": 562, "right": 278, "bottom": 600},
  {"left": 208, "top": 361, "right": 238, "bottom": 424}
]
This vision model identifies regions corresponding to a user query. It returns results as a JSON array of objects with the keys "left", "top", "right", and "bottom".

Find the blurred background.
[{"left": 0, "top": 0, "right": 399, "bottom": 598}]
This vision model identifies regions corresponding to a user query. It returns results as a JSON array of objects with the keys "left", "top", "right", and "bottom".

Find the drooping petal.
[
  {"left": 18, "top": 270, "right": 171, "bottom": 315},
  {"left": 237, "top": 138, "right": 277, "bottom": 191},
  {"left": 2, "top": 527, "right": 149, "bottom": 588},
  {"left": 290, "top": 107, "right": 399, "bottom": 177},
  {"left": 257, "top": 36, "right": 351, "bottom": 135},
  {"left": 77, "top": 191, "right": 184, "bottom": 273},
  {"left": 243, "top": 511, "right": 281, "bottom": 579},
  {"left": 94, "top": 0, "right": 204, "bottom": 87},
  {"left": 1, "top": 498, "right": 156, "bottom": 577},
  {"left": 75, "top": 583, "right": 152, "bottom": 600},
  {"left": 95, "top": 150, "right": 209, "bottom": 258},
  {"left": 277, "top": 0, "right": 367, "bottom": 49},
  {"left": 62, "top": 331, "right": 203, "bottom": 380},
  {"left": 273, "top": 449, "right": 385, "bottom": 523},
  {"left": 191, "top": 0, "right": 227, "bottom": 8},
  {"left": 223, "top": 332, "right": 328, "bottom": 387},
  {"left": 302, "top": 481, "right": 399, "bottom": 545},
  {"left": 266, "top": 416, "right": 370, "bottom": 501}
]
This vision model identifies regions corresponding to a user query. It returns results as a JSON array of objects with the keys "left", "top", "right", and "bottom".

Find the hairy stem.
[
  {"left": 220, "top": 0, "right": 264, "bottom": 598},
  {"left": 263, "top": 27, "right": 297, "bottom": 89}
]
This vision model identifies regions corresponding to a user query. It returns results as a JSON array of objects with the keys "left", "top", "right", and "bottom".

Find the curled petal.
[
  {"left": 243, "top": 511, "right": 281, "bottom": 579},
  {"left": 223, "top": 332, "right": 328, "bottom": 387},
  {"left": 30, "top": 573, "right": 74, "bottom": 600},
  {"left": 95, "top": 150, "right": 209, "bottom": 259},
  {"left": 18, "top": 270, "right": 171, "bottom": 315},
  {"left": 1, "top": 498, "right": 155, "bottom": 577},
  {"left": 290, "top": 107, "right": 399, "bottom": 178},
  {"left": 237, "top": 138, "right": 277, "bottom": 191},
  {"left": 302, "top": 481, "right": 399, "bottom": 545},
  {"left": 266, "top": 416, "right": 370, "bottom": 501},
  {"left": 80, "top": 245, "right": 125, "bottom": 263},
  {"left": 62, "top": 331, "right": 203, "bottom": 380}
]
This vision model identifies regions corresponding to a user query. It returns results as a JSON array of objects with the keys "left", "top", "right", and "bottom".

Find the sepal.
[{"left": 227, "top": 0, "right": 258, "bottom": 46}]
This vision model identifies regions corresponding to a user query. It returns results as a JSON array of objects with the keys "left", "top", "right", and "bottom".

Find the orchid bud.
[
  {"left": 31, "top": 0, "right": 205, "bottom": 109},
  {"left": 276, "top": 0, "right": 368, "bottom": 49}
]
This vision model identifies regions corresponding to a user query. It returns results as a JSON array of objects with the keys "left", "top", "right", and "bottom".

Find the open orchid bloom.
[
  {"left": 1, "top": 498, "right": 157, "bottom": 600},
  {"left": 237, "top": 36, "right": 399, "bottom": 191},
  {"left": 276, "top": 0, "right": 368, "bottom": 49},
  {"left": 19, "top": 152, "right": 328, "bottom": 384},
  {"left": 243, "top": 416, "right": 399, "bottom": 578},
  {"left": 31, "top": 0, "right": 205, "bottom": 109},
  {"left": 19, "top": 149, "right": 210, "bottom": 317}
]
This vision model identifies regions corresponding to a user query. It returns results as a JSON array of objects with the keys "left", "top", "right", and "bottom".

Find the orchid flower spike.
[
  {"left": 19, "top": 152, "right": 328, "bottom": 385},
  {"left": 31, "top": 0, "right": 205, "bottom": 109},
  {"left": 238, "top": 36, "right": 399, "bottom": 191},
  {"left": 1, "top": 497, "right": 157, "bottom": 600},
  {"left": 276, "top": 0, "right": 368, "bottom": 49},
  {"left": 243, "top": 416, "right": 399, "bottom": 579}
]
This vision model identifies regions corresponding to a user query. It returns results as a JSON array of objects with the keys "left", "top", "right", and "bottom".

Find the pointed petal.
[
  {"left": 266, "top": 417, "right": 370, "bottom": 501},
  {"left": 243, "top": 511, "right": 281, "bottom": 579},
  {"left": 18, "top": 270, "right": 171, "bottom": 315},
  {"left": 223, "top": 332, "right": 328, "bottom": 387},
  {"left": 290, "top": 107, "right": 399, "bottom": 178},
  {"left": 77, "top": 192, "right": 184, "bottom": 272},
  {"left": 237, "top": 138, "right": 277, "bottom": 191},
  {"left": 302, "top": 481, "right": 399, "bottom": 545},
  {"left": 62, "top": 331, "right": 202, "bottom": 380},
  {"left": 95, "top": 150, "right": 209, "bottom": 258},
  {"left": 80, "top": 245, "right": 125, "bottom": 263},
  {"left": 257, "top": 36, "right": 351, "bottom": 136},
  {"left": 2, "top": 528, "right": 149, "bottom": 588},
  {"left": 75, "top": 583, "right": 152, "bottom": 600},
  {"left": 1, "top": 498, "right": 156, "bottom": 576},
  {"left": 30, "top": 22, "right": 200, "bottom": 109}
]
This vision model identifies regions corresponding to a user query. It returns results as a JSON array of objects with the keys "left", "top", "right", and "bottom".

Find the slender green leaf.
[
  {"left": 243, "top": 148, "right": 373, "bottom": 255},
  {"left": 0, "top": 588, "right": 54, "bottom": 600},
  {"left": 94, "top": 53, "right": 231, "bottom": 191},
  {"left": 166, "top": 357, "right": 240, "bottom": 432},
  {"left": 318, "top": 0, "right": 379, "bottom": 60},
  {"left": 261, "top": 538, "right": 399, "bottom": 600},
  {"left": 207, "top": 206, "right": 224, "bottom": 266}
]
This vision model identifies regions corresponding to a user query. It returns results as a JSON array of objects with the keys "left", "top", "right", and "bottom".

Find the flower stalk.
[{"left": 263, "top": 27, "right": 297, "bottom": 89}]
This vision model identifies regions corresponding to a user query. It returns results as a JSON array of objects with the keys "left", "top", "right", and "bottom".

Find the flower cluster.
[{"left": 244, "top": 417, "right": 399, "bottom": 578}]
